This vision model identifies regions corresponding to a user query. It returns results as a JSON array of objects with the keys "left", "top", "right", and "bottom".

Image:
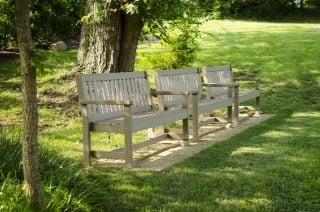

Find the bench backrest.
[
  {"left": 155, "top": 68, "right": 202, "bottom": 109},
  {"left": 76, "top": 72, "right": 152, "bottom": 122},
  {"left": 202, "top": 65, "right": 234, "bottom": 98}
]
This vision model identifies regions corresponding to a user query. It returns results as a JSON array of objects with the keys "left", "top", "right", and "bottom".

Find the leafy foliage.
[
  {"left": 0, "top": 0, "right": 86, "bottom": 48},
  {"left": 141, "top": 21, "right": 200, "bottom": 70},
  {"left": 213, "top": 0, "right": 319, "bottom": 19},
  {"left": 0, "top": 0, "right": 15, "bottom": 48}
]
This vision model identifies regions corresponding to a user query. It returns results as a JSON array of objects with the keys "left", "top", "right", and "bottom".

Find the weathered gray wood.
[
  {"left": 79, "top": 72, "right": 153, "bottom": 122},
  {"left": 155, "top": 68, "right": 202, "bottom": 108},
  {"left": 192, "top": 93, "right": 199, "bottom": 143},
  {"left": 151, "top": 91, "right": 198, "bottom": 96},
  {"left": 203, "top": 83, "right": 240, "bottom": 88},
  {"left": 255, "top": 96, "right": 261, "bottom": 115},
  {"left": 198, "top": 99, "right": 232, "bottom": 114},
  {"left": 90, "top": 107, "right": 190, "bottom": 133},
  {"left": 202, "top": 65, "right": 262, "bottom": 123},
  {"left": 203, "top": 66, "right": 233, "bottom": 98},
  {"left": 83, "top": 121, "right": 91, "bottom": 166},
  {"left": 76, "top": 71, "right": 193, "bottom": 168},
  {"left": 182, "top": 95, "right": 189, "bottom": 146},
  {"left": 80, "top": 99, "right": 132, "bottom": 106},
  {"left": 124, "top": 104, "right": 133, "bottom": 168},
  {"left": 155, "top": 69, "right": 235, "bottom": 141},
  {"left": 76, "top": 74, "right": 92, "bottom": 166},
  {"left": 227, "top": 87, "right": 232, "bottom": 123},
  {"left": 233, "top": 85, "right": 240, "bottom": 125},
  {"left": 238, "top": 90, "right": 260, "bottom": 103},
  {"left": 80, "top": 72, "right": 146, "bottom": 81},
  {"left": 131, "top": 109, "right": 189, "bottom": 132}
]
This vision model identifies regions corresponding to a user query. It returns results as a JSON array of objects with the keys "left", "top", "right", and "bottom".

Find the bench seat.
[
  {"left": 203, "top": 65, "right": 262, "bottom": 123},
  {"left": 214, "top": 90, "right": 260, "bottom": 103},
  {"left": 155, "top": 68, "right": 237, "bottom": 142},
  {"left": 198, "top": 98, "right": 232, "bottom": 114},
  {"left": 91, "top": 109, "right": 189, "bottom": 133}
]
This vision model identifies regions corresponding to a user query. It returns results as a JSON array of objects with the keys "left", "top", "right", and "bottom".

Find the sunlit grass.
[{"left": 1, "top": 19, "right": 320, "bottom": 210}]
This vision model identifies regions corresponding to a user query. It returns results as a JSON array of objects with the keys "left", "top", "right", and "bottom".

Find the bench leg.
[
  {"left": 83, "top": 123, "right": 91, "bottom": 167},
  {"left": 227, "top": 87, "right": 233, "bottom": 127},
  {"left": 182, "top": 118, "right": 189, "bottom": 146},
  {"left": 124, "top": 104, "right": 134, "bottom": 168},
  {"left": 192, "top": 93, "right": 199, "bottom": 142},
  {"left": 233, "top": 86, "right": 239, "bottom": 126},
  {"left": 124, "top": 131, "right": 133, "bottom": 168},
  {"left": 161, "top": 125, "right": 169, "bottom": 134},
  {"left": 182, "top": 95, "right": 189, "bottom": 146},
  {"left": 255, "top": 96, "right": 262, "bottom": 115},
  {"left": 147, "top": 128, "right": 156, "bottom": 139},
  {"left": 227, "top": 106, "right": 233, "bottom": 126}
]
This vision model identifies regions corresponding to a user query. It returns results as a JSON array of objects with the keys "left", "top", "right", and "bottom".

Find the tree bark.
[
  {"left": 16, "top": 0, "right": 44, "bottom": 208},
  {"left": 77, "top": 1, "right": 144, "bottom": 74},
  {"left": 118, "top": 13, "right": 144, "bottom": 72},
  {"left": 77, "top": 1, "right": 122, "bottom": 73}
]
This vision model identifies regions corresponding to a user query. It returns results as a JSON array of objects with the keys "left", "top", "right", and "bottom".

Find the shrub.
[{"left": 140, "top": 22, "right": 200, "bottom": 70}]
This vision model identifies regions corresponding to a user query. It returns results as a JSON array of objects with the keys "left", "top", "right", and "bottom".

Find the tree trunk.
[
  {"left": 16, "top": 0, "right": 44, "bottom": 208},
  {"left": 118, "top": 13, "right": 144, "bottom": 72},
  {"left": 77, "top": 1, "right": 144, "bottom": 74}
]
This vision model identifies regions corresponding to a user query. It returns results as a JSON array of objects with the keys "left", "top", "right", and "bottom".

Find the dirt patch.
[{"left": 39, "top": 90, "right": 79, "bottom": 117}]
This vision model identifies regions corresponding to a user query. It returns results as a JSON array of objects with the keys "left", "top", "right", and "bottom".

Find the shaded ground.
[{"left": 0, "top": 52, "right": 19, "bottom": 63}]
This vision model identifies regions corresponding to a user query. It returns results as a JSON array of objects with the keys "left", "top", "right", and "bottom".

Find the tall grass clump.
[{"left": 0, "top": 128, "right": 90, "bottom": 211}]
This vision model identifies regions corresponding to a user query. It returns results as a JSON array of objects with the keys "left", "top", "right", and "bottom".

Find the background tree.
[
  {"left": 16, "top": 0, "right": 44, "bottom": 207},
  {"left": 77, "top": 0, "right": 204, "bottom": 73}
]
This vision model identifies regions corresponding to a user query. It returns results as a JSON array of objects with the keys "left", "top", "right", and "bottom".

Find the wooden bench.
[
  {"left": 202, "top": 65, "right": 261, "bottom": 125},
  {"left": 76, "top": 72, "right": 197, "bottom": 168},
  {"left": 155, "top": 68, "right": 239, "bottom": 141}
]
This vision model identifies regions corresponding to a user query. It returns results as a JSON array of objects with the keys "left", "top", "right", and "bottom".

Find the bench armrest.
[
  {"left": 79, "top": 100, "right": 132, "bottom": 106},
  {"left": 203, "top": 83, "right": 240, "bottom": 88},
  {"left": 150, "top": 90, "right": 198, "bottom": 97}
]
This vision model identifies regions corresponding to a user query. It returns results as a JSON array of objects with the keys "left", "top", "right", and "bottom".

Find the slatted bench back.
[
  {"left": 155, "top": 68, "right": 202, "bottom": 109},
  {"left": 203, "top": 65, "right": 234, "bottom": 98},
  {"left": 76, "top": 72, "right": 152, "bottom": 122}
]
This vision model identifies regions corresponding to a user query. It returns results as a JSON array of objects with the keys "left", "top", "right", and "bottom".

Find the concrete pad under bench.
[{"left": 94, "top": 114, "right": 274, "bottom": 171}]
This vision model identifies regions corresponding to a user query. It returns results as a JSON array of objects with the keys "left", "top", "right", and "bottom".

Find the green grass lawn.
[{"left": 1, "top": 20, "right": 320, "bottom": 211}]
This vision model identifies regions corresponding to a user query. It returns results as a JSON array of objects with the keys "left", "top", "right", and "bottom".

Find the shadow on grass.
[
  {"left": 0, "top": 50, "right": 77, "bottom": 83},
  {"left": 3, "top": 106, "right": 319, "bottom": 211},
  {"left": 0, "top": 94, "right": 20, "bottom": 110},
  {"left": 59, "top": 52, "right": 320, "bottom": 210}
]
